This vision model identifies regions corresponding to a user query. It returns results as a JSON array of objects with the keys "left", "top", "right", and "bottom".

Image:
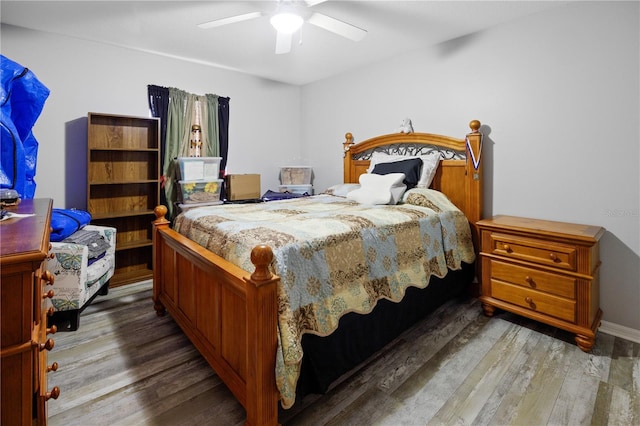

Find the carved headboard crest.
[{"left": 351, "top": 143, "right": 465, "bottom": 161}]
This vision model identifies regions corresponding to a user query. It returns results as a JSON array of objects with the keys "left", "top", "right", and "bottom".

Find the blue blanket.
[{"left": 50, "top": 208, "right": 91, "bottom": 242}]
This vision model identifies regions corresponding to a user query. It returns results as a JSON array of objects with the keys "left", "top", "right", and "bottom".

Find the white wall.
[
  {"left": 301, "top": 2, "right": 640, "bottom": 330},
  {"left": 1, "top": 24, "right": 303, "bottom": 207}
]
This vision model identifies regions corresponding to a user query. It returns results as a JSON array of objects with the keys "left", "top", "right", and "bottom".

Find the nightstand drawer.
[
  {"left": 491, "top": 279, "right": 576, "bottom": 323},
  {"left": 489, "top": 233, "right": 576, "bottom": 271},
  {"left": 490, "top": 260, "right": 576, "bottom": 299}
]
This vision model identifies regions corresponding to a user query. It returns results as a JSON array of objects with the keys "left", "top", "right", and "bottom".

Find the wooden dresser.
[
  {"left": 477, "top": 215, "right": 604, "bottom": 352},
  {"left": 1, "top": 198, "right": 60, "bottom": 425}
]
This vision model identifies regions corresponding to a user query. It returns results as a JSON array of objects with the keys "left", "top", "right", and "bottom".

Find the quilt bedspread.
[{"left": 173, "top": 192, "right": 475, "bottom": 408}]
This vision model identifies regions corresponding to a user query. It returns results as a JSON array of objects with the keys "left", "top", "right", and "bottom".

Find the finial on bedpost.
[
  {"left": 343, "top": 132, "right": 355, "bottom": 158},
  {"left": 345, "top": 132, "right": 353, "bottom": 142},
  {"left": 250, "top": 245, "right": 274, "bottom": 282},
  {"left": 469, "top": 120, "right": 481, "bottom": 133},
  {"left": 153, "top": 205, "right": 170, "bottom": 226}
]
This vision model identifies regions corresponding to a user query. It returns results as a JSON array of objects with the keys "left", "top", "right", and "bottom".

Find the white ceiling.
[{"left": 1, "top": 1, "right": 568, "bottom": 86}]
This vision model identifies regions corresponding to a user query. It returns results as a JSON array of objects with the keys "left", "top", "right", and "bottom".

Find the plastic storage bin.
[
  {"left": 280, "top": 166, "right": 312, "bottom": 185},
  {"left": 177, "top": 157, "right": 222, "bottom": 181},
  {"left": 178, "top": 179, "right": 223, "bottom": 204},
  {"left": 279, "top": 184, "right": 313, "bottom": 195}
]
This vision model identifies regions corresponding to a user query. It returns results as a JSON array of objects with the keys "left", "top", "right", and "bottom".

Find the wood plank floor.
[{"left": 47, "top": 281, "right": 639, "bottom": 426}]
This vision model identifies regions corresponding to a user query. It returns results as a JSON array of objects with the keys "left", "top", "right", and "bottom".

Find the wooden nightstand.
[{"left": 477, "top": 215, "right": 604, "bottom": 352}]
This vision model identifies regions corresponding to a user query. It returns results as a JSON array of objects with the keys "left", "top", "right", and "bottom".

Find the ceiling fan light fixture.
[{"left": 270, "top": 12, "right": 304, "bottom": 34}]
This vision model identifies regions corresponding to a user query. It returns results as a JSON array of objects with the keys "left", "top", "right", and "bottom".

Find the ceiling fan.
[{"left": 197, "top": 0, "right": 367, "bottom": 54}]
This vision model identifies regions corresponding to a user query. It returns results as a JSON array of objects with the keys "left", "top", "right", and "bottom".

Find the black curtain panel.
[
  {"left": 217, "top": 96, "right": 230, "bottom": 177},
  {"left": 147, "top": 84, "right": 169, "bottom": 164},
  {"left": 147, "top": 85, "right": 170, "bottom": 207}
]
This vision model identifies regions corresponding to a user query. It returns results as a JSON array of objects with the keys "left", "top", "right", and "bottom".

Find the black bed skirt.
[{"left": 295, "top": 262, "right": 474, "bottom": 401}]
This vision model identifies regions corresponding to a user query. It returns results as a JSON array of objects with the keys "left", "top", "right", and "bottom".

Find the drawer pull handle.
[
  {"left": 549, "top": 253, "right": 558, "bottom": 261},
  {"left": 43, "top": 289, "right": 55, "bottom": 299},
  {"left": 525, "top": 296, "right": 536, "bottom": 309},
  {"left": 524, "top": 276, "right": 535, "bottom": 287},
  {"left": 47, "top": 325, "right": 58, "bottom": 335},
  {"left": 48, "top": 362, "right": 59, "bottom": 373},
  {"left": 43, "top": 270, "right": 55, "bottom": 285},
  {"left": 502, "top": 244, "right": 512, "bottom": 252},
  {"left": 47, "top": 306, "right": 55, "bottom": 316},
  {"left": 45, "top": 386, "right": 61, "bottom": 401},
  {"left": 39, "top": 338, "right": 55, "bottom": 352}
]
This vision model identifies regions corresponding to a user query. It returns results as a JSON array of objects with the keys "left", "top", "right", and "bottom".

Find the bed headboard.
[{"left": 343, "top": 120, "right": 483, "bottom": 245}]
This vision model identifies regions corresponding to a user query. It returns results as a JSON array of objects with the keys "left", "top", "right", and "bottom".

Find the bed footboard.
[{"left": 152, "top": 206, "right": 280, "bottom": 426}]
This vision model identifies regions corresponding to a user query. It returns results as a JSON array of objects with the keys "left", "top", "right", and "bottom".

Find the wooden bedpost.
[
  {"left": 152, "top": 205, "right": 170, "bottom": 317},
  {"left": 244, "top": 245, "right": 280, "bottom": 426},
  {"left": 464, "top": 119, "right": 483, "bottom": 245},
  {"left": 343, "top": 132, "right": 355, "bottom": 183},
  {"left": 465, "top": 120, "right": 483, "bottom": 295}
]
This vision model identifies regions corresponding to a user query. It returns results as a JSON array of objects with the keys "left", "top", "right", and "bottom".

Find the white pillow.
[
  {"left": 367, "top": 151, "right": 440, "bottom": 188},
  {"left": 347, "top": 173, "right": 406, "bottom": 205},
  {"left": 389, "top": 183, "right": 408, "bottom": 205}
]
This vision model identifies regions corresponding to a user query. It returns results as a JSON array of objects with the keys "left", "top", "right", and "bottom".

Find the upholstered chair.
[{"left": 47, "top": 225, "right": 116, "bottom": 331}]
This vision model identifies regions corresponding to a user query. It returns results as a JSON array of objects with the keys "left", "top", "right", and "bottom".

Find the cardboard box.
[{"left": 226, "top": 174, "right": 261, "bottom": 201}]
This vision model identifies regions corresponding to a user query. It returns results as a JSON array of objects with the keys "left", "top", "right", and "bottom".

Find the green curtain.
[
  {"left": 204, "top": 94, "right": 220, "bottom": 158},
  {"left": 163, "top": 88, "right": 196, "bottom": 218}
]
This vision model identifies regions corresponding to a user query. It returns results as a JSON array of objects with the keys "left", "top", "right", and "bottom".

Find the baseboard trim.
[{"left": 600, "top": 320, "right": 640, "bottom": 344}]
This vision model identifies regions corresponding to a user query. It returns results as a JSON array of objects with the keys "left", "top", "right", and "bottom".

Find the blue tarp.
[{"left": 1, "top": 55, "right": 50, "bottom": 199}]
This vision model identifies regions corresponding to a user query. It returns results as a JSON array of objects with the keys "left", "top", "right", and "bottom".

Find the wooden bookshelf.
[{"left": 87, "top": 112, "right": 160, "bottom": 287}]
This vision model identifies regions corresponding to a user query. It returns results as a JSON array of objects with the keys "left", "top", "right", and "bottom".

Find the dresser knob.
[
  {"left": 45, "top": 386, "right": 61, "bottom": 401},
  {"left": 48, "top": 362, "right": 59, "bottom": 373},
  {"left": 43, "top": 289, "right": 55, "bottom": 299},
  {"left": 47, "top": 325, "right": 58, "bottom": 335},
  {"left": 502, "top": 244, "right": 512, "bottom": 252},
  {"left": 43, "top": 270, "right": 55, "bottom": 285},
  {"left": 549, "top": 253, "right": 558, "bottom": 261},
  {"left": 39, "top": 338, "right": 55, "bottom": 352},
  {"left": 47, "top": 306, "right": 55, "bottom": 316},
  {"left": 524, "top": 296, "right": 536, "bottom": 309},
  {"left": 524, "top": 276, "right": 535, "bottom": 288}
]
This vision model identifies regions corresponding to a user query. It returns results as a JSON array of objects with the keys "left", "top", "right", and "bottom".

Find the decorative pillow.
[
  {"left": 371, "top": 157, "right": 422, "bottom": 189},
  {"left": 346, "top": 173, "right": 406, "bottom": 205},
  {"left": 367, "top": 151, "right": 441, "bottom": 188},
  {"left": 323, "top": 183, "right": 361, "bottom": 197},
  {"left": 415, "top": 152, "right": 440, "bottom": 188},
  {"left": 388, "top": 183, "right": 408, "bottom": 205}
]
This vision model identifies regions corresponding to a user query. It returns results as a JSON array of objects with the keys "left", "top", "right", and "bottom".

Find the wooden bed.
[{"left": 152, "top": 120, "right": 483, "bottom": 426}]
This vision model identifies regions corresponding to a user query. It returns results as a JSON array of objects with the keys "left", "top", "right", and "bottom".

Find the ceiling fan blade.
[
  {"left": 307, "top": 12, "right": 367, "bottom": 42},
  {"left": 304, "top": 0, "right": 328, "bottom": 6},
  {"left": 197, "top": 12, "right": 263, "bottom": 30},
  {"left": 275, "top": 31, "right": 292, "bottom": 54}
]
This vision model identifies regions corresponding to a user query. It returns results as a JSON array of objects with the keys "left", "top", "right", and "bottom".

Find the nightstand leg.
[
  {"left": 575, "top": 334, "right": 595, "bottom": 352},
  {"left": 481, "top": 303, "right": 496, "bottom": 317},
  {"left": 154, "top": 300, "right": 167, "bottom": 317}
]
